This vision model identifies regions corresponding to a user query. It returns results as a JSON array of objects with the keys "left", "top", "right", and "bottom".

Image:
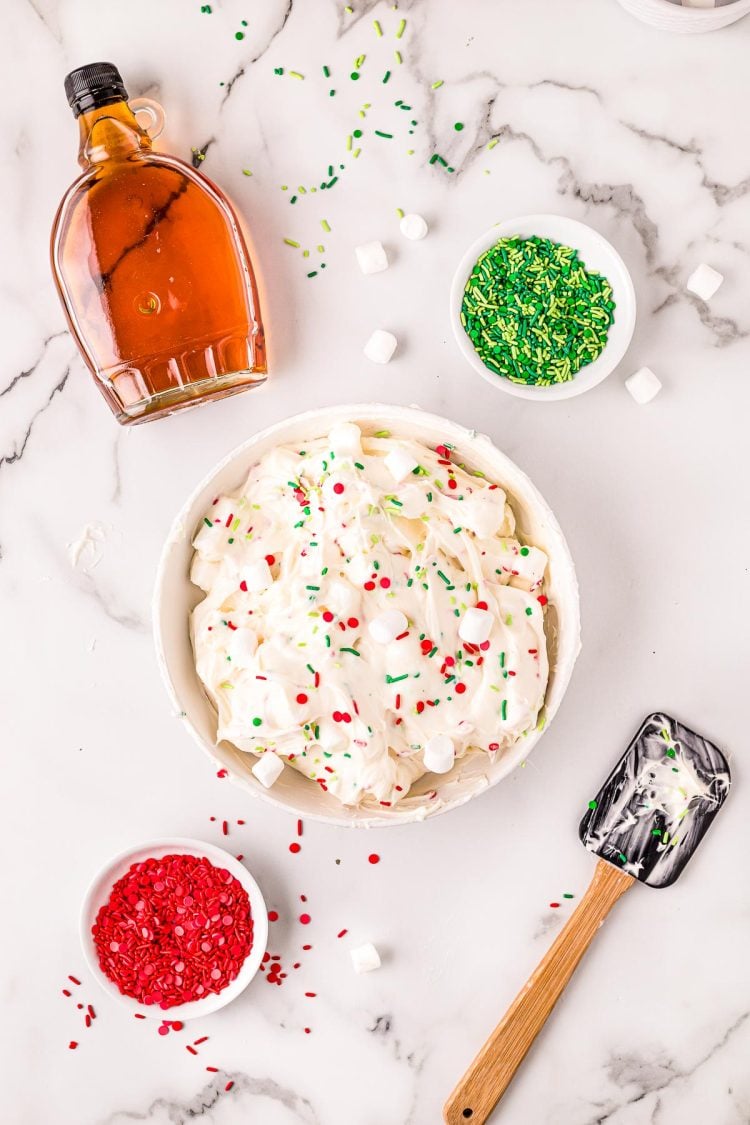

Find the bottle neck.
[{"left": 77, "top": 99, "right": 151, "bottom": 169}]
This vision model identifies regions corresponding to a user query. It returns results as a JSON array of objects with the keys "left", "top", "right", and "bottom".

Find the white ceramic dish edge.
[
  {"left": 153, "top": 403, "right": 581, "bottom": 828},
  {"left": 449, "top": 214, "right": 636, "bottom": 402},
  {"left": 616, "top": 0, "right": 750, "bottom": 33},
  {"left": 80, "top": 837, "right": 269, "bottom": 1019}
]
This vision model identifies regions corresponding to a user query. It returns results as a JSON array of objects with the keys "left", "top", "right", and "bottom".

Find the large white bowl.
[
  {"left": 80, "top": 837, "right": 269, "bottom": 1020},
  {"left": 154, "top": 404, "right": 581, "bottom": 828},
  {"left": 450, "top": 215, "right": 636, "bottom": 402}
]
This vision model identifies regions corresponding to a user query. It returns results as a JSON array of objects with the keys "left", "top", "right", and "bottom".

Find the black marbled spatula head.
[{"left": 579, "top": 713, "right": 730, "bottom": 888}]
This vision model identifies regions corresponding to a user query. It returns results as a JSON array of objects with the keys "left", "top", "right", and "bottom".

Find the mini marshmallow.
[
  {"left": 252, "top": 751, "right": 284, "bottom": 788},
  {"left": 686, "top": 263, "right": 723, "bottom": 301},
  {"left": 368, "top": 608, "right": 408, "bottom": 644},
  {"left": 384, "top": 447, "right": 418, "bottom": 481},
  {"left": 458, "top": 607, "right": 493, "bottom": 645},
  {"left": 355, "top": 240, "right": 389, "bottom": 274},
  {"left": 328, "top": 421, "right": 363, "bottom": 457},
  {"left": 625, "top": 366, "right": 661, "bottom": 405},
  {"left": 227, "top": 629, "right": 257, "bottom": 662},
  {"left": 400, "top": 213, "right": 428, "bottom": 241},
  {"left": 350, "top": 942, "right": 381, "bottom": 974},
  {"left": 241, "top": 559, "right": 274, "bottom": 592},
  {"left": 364, "top": 329, "right": 397, "bottom": 365},
  {"left": 423, "top": 734, "right": 455, "bottom": 774}
]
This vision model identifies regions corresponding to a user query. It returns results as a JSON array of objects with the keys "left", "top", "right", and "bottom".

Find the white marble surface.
[{"left": 2, "top": 1, "right": 750, "bottom": 1122}]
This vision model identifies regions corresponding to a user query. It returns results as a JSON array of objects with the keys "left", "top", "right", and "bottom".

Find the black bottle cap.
[{"left": 64, "top": 62, "right": 128, "bottom": 118}]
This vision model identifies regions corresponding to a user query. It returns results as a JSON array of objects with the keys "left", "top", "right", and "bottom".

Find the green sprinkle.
[
  {"left": 374, "top": 429, "right": 391, "bottom": 438},
  {"left": 382, "top": 70, "right": 391, "bottom": 84},
  {"left": 525, "top": 607, "right": 533, "bottom": 616},
  {"left": 323, "top": 64, "right": 330, "bottom": 77},
  {"left": 373, "top": 18, "right": 383, "bottom": 36},
  {"left": 283, "top": 238, "right": 300, "bottom": 248},
  {"left": 242, "top": 168, "right": 252, "bottom": 176},
  {"left": 460, "top": 235, "right": 616, "bottom": 386},
  {"left": 501, "top": 700, "right": 508, "bottom": 721},
  {"left": 341, "top": 646, "right": 361, "bottom": 657},
  {"left": 307, "top": 271, "right": 318, "bottom": 278},
  {"left": 563, "top": 893, "right": 574, "bottom": 899},
  {"left": 396, "top": 17, "right": 406, "bottom": 38},
  {"left": 454, "top": 122, "right": 464, "bottom": 131},
  {"left": 431, "top": 79, "right": 444, "bottom": 90},
  {"left": 321, "top": 219, "right": 331, "bottom": 232},
  {"left": 289, "top": 71, "right": 304, "bottom": 80},
  {"left": 203, "top": 517, "right": 213, "bottom": 527},
  {"left": 252, "top": 717, "right": 262, "bottom": 727},
  {"left": 437, "top": 570, "right": 451, "bottom": 586},
  {"left": 395, "top": 49, "right": 402, "bottom": 64},
  {"left": 487, "top": 138, "right": 499, "bottom": 149},
  {"left": 588, "top": 800, "right": 598, "bottom": 810},
  {"left": 520, "top": 546, "right": 530, "bottom": 556},
  {"left": 386, "top": 673, "right": 409, "bottom": 684},
  {"left": 374, "top": 129, "right": 392, "bottom": 138}
]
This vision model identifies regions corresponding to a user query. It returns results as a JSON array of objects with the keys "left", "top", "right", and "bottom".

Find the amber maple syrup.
[{"left": 51, "top": 63, "right": 266, "bottom": 425}]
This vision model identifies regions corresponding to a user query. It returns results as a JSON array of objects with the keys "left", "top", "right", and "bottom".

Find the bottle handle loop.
[{"left": 130, "top": 97, "right": 166, "bottom": 140}]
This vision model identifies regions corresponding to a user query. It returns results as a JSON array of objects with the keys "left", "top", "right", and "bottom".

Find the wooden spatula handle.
[{"left": 443, "top": 859, "right": 634, "bottom": 1125}]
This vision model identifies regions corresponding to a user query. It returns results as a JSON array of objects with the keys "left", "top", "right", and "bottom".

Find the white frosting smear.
[{"left": 190, "top": 425, "right": 549, "bottom": 809}]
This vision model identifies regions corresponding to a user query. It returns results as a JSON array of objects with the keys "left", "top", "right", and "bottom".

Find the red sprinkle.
[
  {"left": 347, "top": 616, "right": 360, "bottom": 628},
  {"left": 368, "top": 854, "right": 380, "bottom": 865},
  {"left": 455, "top": 683, "right": 467, "bottom": 695},
  {"left": 333, "top": 482, "right": 345, "bottom": 494},
  {"left": 305, "top": 992, "right": 317, "bottom": 998},
  {"left": 299, "top": 913, "right": 311, "bottom": 925},
  {"left": 304, "top": 1027, "right": 311, "bottom": 1034},
  {"left": 91, "top": 854, "right": 254, "bottom": 1010},
  {"left": 62, "top": 989, "right": 72, "bottom": 997},
  {"left": 537, "top": 595, "right": 548, "bottom": 606},
  {"left": 297, "top": 819, "right": 303, "bottom": 837},
  {"left": 265, "top": 554, "right": 276, "bottom": 565},
  {"left": 296, "top": 693, "right": 309, "bottom": 704},
  {"left": 268, "top": 911, "right": 279, "bottom": 922},
  {"left": 68, "top": 976, "right": 81, "bottom": 986},
  {"left": 68, "top": 1041, "right": 78, "bottom": 1050},
  {"left": 337, "top": 929, "right": 348, "bottom": 938},
  {"left": 289, "top": 843, "right": 301, "bottom": 854},
  {"left": 550, "top": 902, "right": 560, "bottom": 909},
  {"left": 225, "top": 1081, "right": 235, "bottom": 1092},
  {"left": 364, "top": 581, "right": 376, "bottom": 591}
]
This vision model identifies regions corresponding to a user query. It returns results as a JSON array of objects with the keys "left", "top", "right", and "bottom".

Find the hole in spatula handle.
[{"left": 462, "top": 1110, "right": 473, "bottom": 1119}]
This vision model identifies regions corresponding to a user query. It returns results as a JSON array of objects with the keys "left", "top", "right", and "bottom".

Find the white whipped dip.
[{"left": 190, "top": 423, "right": 549, "bottom": 809}]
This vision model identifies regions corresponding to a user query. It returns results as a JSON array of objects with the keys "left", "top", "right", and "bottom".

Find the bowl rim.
[
  {"left": 449, "top": 213, "right": 637, "bottom": 402},
  {"left": 79, "top": 836, "right": 269, "bottom": 1019},
  {"left": 153, "top": 402, "right": 581, "bottom": 828},
  {"left": 616, "top": 0, "right": 750, "bottom": 30}
]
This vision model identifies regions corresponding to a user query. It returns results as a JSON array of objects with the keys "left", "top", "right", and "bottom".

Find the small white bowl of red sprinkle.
[
  {"left": 450, "top": 214, "right": 636, "bottom": 401},
  {"left": 80, "top": 838, "right": 268, "bottom": 1020}
]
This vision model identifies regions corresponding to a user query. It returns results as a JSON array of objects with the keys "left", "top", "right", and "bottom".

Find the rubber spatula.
[{"left": 444, "top": 712, "right": 730, "bottom": 1125}]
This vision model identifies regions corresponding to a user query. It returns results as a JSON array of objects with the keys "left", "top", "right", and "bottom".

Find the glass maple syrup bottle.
[{"left": 51, "top": 63, "right": 267, "bottom": 425}]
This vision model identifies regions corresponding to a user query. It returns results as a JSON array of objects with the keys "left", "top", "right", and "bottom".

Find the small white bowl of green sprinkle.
[{"left": 450, "top": 214, "right": 636, "bottom": 401}]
